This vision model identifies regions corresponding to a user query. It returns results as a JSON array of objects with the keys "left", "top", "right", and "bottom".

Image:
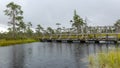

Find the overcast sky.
[{"left": 0, "top": 0, "right": 120, "bottom": 31}]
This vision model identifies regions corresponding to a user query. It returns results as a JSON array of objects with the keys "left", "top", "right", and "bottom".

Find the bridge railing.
[{"left": 40, "top": 33, "right": 120, "bottom": 40}]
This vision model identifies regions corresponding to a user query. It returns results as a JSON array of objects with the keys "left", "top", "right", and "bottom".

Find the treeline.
[
  {"left": 1, "top": 2, "right": 120, "bottom": 40},
  {"left": 0, "top": 2, "right": 56, "bottom": 40}
]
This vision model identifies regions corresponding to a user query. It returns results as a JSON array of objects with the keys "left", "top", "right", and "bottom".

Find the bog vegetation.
[{"left": 89, "top": 48, "right": 120, "bottom": 68}]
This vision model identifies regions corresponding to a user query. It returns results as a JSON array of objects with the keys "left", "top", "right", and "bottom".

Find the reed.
[{"left": 89, "top": 48, "right": 120, "bottom": 68}]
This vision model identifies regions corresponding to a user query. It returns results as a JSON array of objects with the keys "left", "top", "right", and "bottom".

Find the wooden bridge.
[{"left": 39, "top": 33, "right": 120, "bottom": 44}]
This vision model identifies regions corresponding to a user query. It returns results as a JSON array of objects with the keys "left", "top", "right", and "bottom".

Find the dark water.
[{"left": 0, "top": 42, "right": 118, "bottom": 68}]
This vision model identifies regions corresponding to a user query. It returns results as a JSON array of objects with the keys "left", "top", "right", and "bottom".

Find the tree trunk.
[{"left": 12, "top": 11, "right": 16, "bottom": 39}]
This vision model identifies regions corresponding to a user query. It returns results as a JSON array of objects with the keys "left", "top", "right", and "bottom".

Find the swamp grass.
[
  {"left": 0, "top": 39, "right": 37, "bottom": 46},
  {"left": 89, "top": 48, "right": 120, "bottom": 68}
]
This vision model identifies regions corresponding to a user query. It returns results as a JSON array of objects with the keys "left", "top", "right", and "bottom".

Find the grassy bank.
[
  {"left": 89, "top": 48, "right": 120, "bottom": 68},
  {"left": 0, "top": 39, "right": 37, "bottom": 46}
]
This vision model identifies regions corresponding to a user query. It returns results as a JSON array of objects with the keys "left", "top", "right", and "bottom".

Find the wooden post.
[
  {"left": 94, "top": 34, "right": 96, "bottom": 40},
  {"left": 116, "top": 33, "right": 118, "bottom": 42},
  {"left": 106, "top": 34, "right": 108, "bottom": 41}
]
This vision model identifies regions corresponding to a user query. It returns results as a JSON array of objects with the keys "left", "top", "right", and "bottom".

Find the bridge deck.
[{"left": 39, "top": 33, "right": 120, "bottom": 44}]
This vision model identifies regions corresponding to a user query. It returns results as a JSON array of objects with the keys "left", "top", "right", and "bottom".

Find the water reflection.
[
  {"left": 12, "top": 45, "right": 25, "bottom": 68},
  {"left": 0, "top": 43, "right": 119, "bottom": 68}
]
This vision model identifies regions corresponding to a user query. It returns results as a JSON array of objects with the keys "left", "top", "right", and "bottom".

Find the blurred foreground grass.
[{"left": 89, "top": 48, "right": 120, "bottom": 68}]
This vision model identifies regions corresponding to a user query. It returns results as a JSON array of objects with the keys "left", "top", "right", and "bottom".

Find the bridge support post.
[{"left": 106, "top": 34, "right": 108, "bottom": 43}]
